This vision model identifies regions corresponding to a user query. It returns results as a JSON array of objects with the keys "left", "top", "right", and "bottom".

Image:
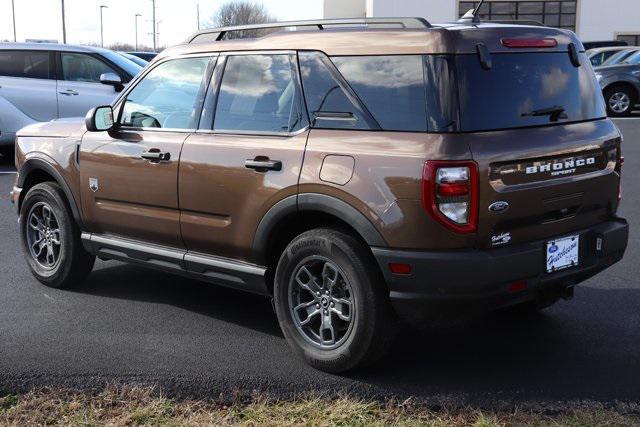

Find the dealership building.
[{"left": 323, "top": 0, "right": 640, "bottom": 44}]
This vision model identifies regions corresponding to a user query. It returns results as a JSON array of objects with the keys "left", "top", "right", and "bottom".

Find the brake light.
[
  {"left": 501, "top": 38, "right": 558, "bottom": 48},
  {"left": 422, "top": 160, "right": 479, "bottom": 234}
]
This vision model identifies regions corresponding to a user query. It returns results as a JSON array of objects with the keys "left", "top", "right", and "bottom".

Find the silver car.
[{"left": 0, "top": 43, "right": 142, "bottom": 146}]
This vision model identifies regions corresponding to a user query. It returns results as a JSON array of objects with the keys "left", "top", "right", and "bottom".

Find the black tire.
[
  {"left": 273, "top": 228, "right": 397, "bottom": 373},
  {"left": 19, "top": 182, "right": 95, "bottom": 289},
  {"left": 604, "top": 85, "right": 637, "bottom": 117}
]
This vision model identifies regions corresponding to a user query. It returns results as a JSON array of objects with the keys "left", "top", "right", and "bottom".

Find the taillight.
[
  {"left": 422, "top": 160, "right": 479, "bottom": 234},
  {"left": 501, "top": 38, "right": 558, "bottom": 48}
]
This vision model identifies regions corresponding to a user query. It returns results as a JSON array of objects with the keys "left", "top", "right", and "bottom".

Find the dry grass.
[{"left": 0, "top": 386, "right": 639, "bottom": 426}]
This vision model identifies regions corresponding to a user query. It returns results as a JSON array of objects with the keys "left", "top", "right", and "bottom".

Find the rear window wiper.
[{"left": 521, "top": 106, "right": 568, "bottom": 122}]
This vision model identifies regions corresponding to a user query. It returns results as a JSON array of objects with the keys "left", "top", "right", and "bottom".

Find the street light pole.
[
  {"left": 100, "top": 5, "right": 108, "bottom": 47},
  {"left": 135, "top": 14, "right": 142, "bottom": 51},
  {"left": 151, "top": 0, "right": 156, "bottom": 52},
  {"left": 11, "top": 0, "right": 17, "bottom": 42},
  {"left": 61, "top": 0, "right": 67, "bottom": 44},
  {"left": 196, "top": 3, "right": 200, "bottom": 30}
]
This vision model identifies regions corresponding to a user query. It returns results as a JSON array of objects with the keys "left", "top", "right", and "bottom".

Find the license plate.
[{"left": 546, "top": 235, "right": 579, "bottom": 273}]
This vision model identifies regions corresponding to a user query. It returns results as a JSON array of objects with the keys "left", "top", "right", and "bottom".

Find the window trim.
[
  {"left": 112, "top": 53, "right": 217, "bottom": 133},
  {"left": 0, "top": 49, "right": 55, "bottom": 80},
  {"left": 197, "top": 50, "right": 310, "bottom": 138}
]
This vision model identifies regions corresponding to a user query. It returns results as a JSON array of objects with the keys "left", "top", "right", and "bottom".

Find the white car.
[
  {"left": 0, "top": 43, "right": 143, "bottom": 146},
  {"left": 587, "top": 46, "right": 635, "bottom": 67}
]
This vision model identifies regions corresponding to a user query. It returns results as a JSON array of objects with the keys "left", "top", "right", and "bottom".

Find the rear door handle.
[
  {"left": 141, "top": 149, "right": 171, "bottom": 163},
  {"left": 58, "top": 89, "right": 79, "bottom": 96},
  {"left": 245, "top": 157, "right": 282, "bottom": 172}
]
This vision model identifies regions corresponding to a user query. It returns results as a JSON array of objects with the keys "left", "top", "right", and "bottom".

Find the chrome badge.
[
  {"left": 89, "top": 178, "right": 99, "bottom": 193},
  {"left": 488, "top": 201, "right": 509, "bottom": 213}
]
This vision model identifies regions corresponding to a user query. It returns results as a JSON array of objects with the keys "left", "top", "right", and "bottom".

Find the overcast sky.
[{"left": 0, "top": 0, "right": 324, "bottom": 48}]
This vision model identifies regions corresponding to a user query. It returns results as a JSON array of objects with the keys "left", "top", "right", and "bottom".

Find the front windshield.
[{"left": 100, "top": 50, "right": 143, "bottom": 77}]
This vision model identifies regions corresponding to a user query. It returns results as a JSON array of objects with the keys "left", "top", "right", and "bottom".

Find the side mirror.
[
  {"left": 100, "top": 72, "right": 123, "bottom": 92},
  {"left": 85, "top": 105, "right": 114, "bottom": 132}
]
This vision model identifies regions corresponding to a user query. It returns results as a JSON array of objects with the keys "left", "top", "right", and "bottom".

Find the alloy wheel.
[
  {"left": 288, "top": 256, "right": 355, "bottom": 350},
  {"left": 609, "top": 92, "right": 631, "bottom": 114},
  {"left": 26, "top": 202, "right": 63, "bottom": 270}
]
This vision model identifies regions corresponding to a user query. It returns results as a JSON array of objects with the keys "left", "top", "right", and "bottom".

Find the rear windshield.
[
  {"left": 319, "top": 52, "right": 605, "bottom": 133},
  {"left": 455, "top": 52, "right": 606, "bottom": 132}
]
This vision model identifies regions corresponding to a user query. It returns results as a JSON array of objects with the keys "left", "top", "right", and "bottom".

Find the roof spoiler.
[{"left": 186, "top": 17, "right": 431, "bottom": 44}]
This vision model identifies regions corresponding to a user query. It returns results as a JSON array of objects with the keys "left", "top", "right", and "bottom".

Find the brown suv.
[{"left": 10, "top": 18, "right": 628, "bottom": 373}]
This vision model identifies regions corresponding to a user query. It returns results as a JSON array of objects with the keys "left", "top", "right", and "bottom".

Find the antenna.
[
  {"left": 459, "top": 0, "right": 485, "bottom": 24},
  {"left": 472, "top": 0, "right": 486, "bottom": 22}
]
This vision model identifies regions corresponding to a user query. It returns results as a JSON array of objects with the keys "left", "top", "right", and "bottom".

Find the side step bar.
[{"left": 81, "top": 233, "right": 269, "bottom": 296}]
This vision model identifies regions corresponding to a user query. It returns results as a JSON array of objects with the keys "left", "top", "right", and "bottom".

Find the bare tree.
[{"left": 209, "top": 1, "right": 276, "bottom": 39}]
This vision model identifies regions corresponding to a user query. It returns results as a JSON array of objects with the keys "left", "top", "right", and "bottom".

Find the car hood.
[{"left": 17, "top": 117, "right": 87, "bottom": 138}]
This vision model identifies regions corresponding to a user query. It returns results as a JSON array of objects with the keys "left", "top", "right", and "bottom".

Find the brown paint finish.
[
  {"left": 178, "top": 131, "right": 308, "bottom": 261},
  {"left": 300, "top": 129, "right": 476, "bottom": 249},
  {"left": 78, "top": 129, "right": 188, "bottom": 248}
]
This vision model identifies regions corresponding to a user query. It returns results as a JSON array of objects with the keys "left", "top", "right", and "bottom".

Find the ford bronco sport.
[{"left": 10, "top": 17, "right": 628, "bottom": 373}]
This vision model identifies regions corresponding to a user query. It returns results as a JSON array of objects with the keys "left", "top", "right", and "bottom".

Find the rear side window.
[
  {"left": 120, "top": 57, "right": 210, "bottom": 129},
  {"left": 214, "top": 54, "right": 306, "bottom": 133},
  {"left": 0, "top": 50, "right": 50, "bottom": 79},
  {"left": 60, "top": 53, "right": 117, "bottom": 83},
  {"left": 331, "top": 56, "right": 427, "bottom": 131},
  {"left": 298, "top": 51, "right": 374, "bottom": 130},
  {"left": 456, "top": 52, "right": 606, "bottom": 132}
]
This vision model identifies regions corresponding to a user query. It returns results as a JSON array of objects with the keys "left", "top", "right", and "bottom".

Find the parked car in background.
[
  {"left": 126, "top": 51, "right": 158, "bottom": 62},
  {"left": 583, "top": 40, "right": 628, "bottom": 50},
  {"left": 599, "top": 47, "right": 640, "bottom": 68},
  {"left": 119, "top": 52, "right": 148, "bottom": 67},
  {"left": 587, "top": 46, "right": 633, "bottom": 67},
  {"left": 0, "top": 43, "right": 142, "bottom": 146},
  {"left": 595, "top": 55, "right": 640, "bottom": 116}
]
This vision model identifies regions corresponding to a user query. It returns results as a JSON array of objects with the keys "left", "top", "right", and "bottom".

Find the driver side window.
[{"left": 120, "top": 57, "right": 210, "bottom": 129}]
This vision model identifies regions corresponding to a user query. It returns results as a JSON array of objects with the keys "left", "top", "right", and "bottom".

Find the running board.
[{"left": 81, "top": 233, "right": 269, "bottom": 296}]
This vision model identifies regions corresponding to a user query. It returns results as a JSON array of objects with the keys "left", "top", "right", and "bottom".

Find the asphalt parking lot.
[{"left": 0, "top": 118, "right": 639, "bottom": 407}]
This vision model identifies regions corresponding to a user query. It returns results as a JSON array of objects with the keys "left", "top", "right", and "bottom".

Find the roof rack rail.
[{"left": 186, "top": 17, "right": 431, "bottom": 44}]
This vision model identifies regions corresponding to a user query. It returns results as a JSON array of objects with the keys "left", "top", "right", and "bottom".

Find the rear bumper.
[{"left": 372, "top": 218, "right": 628, "bottom": 324}]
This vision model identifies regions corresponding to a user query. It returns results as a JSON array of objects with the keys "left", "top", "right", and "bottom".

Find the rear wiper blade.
[{"left": 521, "top": 105, "right": 568, "bottom": 122}]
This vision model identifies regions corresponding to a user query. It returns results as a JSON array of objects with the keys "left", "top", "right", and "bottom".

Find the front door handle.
[
  {"left": 245, "top": 157, "right": 282, "bottom": 172},
  {"left": 141, "top": 149, "right": 171, "bottom": 163},
  {"left": 58, "top": 89, "right": 79, "bottom": 96}
]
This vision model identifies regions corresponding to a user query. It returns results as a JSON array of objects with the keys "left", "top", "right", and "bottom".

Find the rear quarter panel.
[{"left": 299, "top": 129, "right": 476, "bottom": 249}]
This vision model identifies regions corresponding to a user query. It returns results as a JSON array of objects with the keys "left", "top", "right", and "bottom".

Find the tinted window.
[
  {"left": 424, "top": 55, "right": 459, "bottom": 132},
  {"left": 299, "top": 51, "right": 374, "bottom": 130},
  {"left": 120, "top": 57, "right": 209, "bottom": 129},
  {"left": 332, "top": 56, "right": 427, "bottom": 131},
  {"left": 456, "top": 53, "right": 606, "bottom": 132},
  {"left": 61, "top": 53, "right": 118, "bottom": 83},
  {"left": 214, "top": 54, "right": 305, "bottom": 133},
  {"left": 0, "top": 50, "right": 50, "bottom": 79}
]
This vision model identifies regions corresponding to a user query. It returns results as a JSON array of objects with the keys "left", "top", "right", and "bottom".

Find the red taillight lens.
[
  {"left": 501, "top": 38, "right": 558, "bottom": 48},
  {"left": 422, "top": 160, "right": 479, "bottom": 234}
]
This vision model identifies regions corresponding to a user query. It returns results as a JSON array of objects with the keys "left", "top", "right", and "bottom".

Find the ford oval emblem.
[{"left": 488, "top": 201, "right": 509, "bottom": 213}]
